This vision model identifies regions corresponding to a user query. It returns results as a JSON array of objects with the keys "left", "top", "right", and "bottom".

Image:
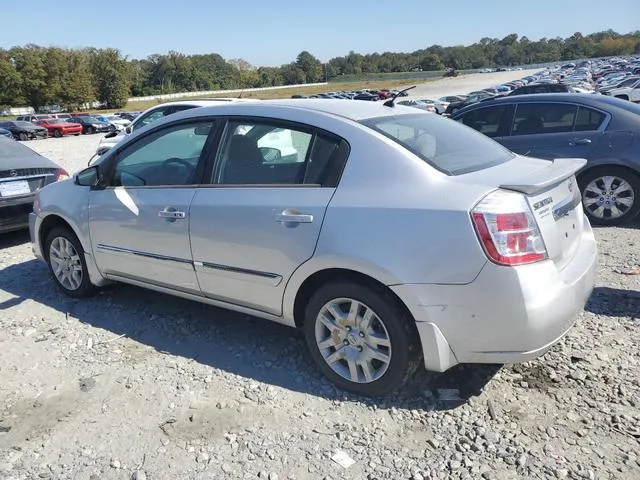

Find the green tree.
[
  {"left": 419, "top": 53, "right": 444, "bottom": 71},
  {"left": 295, "top": 51, "right": 323, "bottom": 82},
  {"left": 89, "top": 48, "right": 131, "bottom": 108},
  {"left": 61, "top": 51, "right": 94, "bottom": 110},
  {"left": 0, "top": 51, "right": 24, "bottom": 106}
]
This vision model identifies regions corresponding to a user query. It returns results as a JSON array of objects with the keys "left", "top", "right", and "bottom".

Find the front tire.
[
  {"left": 44, "top": 226, "right": 97, "bottom": 298},
  {"left": 578, "top": 166, "right": 640, "bottom": 226},
  {"left": 86, "top": 126, "right": 95, "bottom": 134},
  {"left": 303, "top": 280, "right": 422, "bottom": 396},
  {"left": 19, "top": 132, "right": 28, "bottom": 141},
  {"left": 53, "top": 129, "right": 62, "bottom": 138}
]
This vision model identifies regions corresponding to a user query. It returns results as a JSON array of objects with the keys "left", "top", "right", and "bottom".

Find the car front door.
[
  {"left": 89, "top": 119, "right": 215, "bottom": 294},
  {"left": 499, "top": 103, "right": 603, "bottom": 159},
  {"left": 189, "top": 118, "right": 348, "bottom": 315}
]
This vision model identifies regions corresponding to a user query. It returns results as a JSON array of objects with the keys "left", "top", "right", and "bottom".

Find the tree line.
[{"left": 1, "top": 30, "right": 638, "bottom": 111}]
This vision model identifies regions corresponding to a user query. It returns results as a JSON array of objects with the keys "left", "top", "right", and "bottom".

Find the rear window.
[
  {"left": 0, "top": 139, "right": 40, "bottom": 158},
  {"left": 361, "top": 113, "right": 514, "bottom": 176}
]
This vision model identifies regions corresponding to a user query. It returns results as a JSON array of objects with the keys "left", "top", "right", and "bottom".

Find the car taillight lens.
[
  {"left": 56, "top": 169, "right": 70, "bottom": 181},
  {"left": 471, "top": 190, "right": 547, "bottom": 266}
]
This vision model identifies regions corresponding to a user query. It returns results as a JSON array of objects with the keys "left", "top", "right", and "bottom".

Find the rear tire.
[
  {"left": 44, "top": 226, "right": 97, "bottom": 298},
  {"left": 86, "top": 126, "right": 95, "bottom": 134},
  {"left": 578, "top": 166, "right": 640, "bottom": 226},
  {"left": 303, "top": 280, "right": 422, "bottom": 396},
  {"left": 53, "top": 129, "right": 62, "bottom": 138}
]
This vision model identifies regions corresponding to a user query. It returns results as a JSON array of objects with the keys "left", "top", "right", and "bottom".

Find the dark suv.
[
  {"left": 508, "top": 83, "right": 575, "bottom": 96},
  {"left": 452, "top": 93, "right": 640, "bottom": 226}
]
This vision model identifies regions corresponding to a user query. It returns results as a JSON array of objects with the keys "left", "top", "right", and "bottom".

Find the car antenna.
[{"left": 383, "top": 85, "right": 416, "bottom": 107}]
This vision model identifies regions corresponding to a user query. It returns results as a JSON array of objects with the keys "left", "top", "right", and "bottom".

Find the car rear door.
[
  {"left": 500, "top": 103, "right": 604, "bottom": 159},
  {"left": 189, "top": 118, "right": 348, "bottom": 315}
]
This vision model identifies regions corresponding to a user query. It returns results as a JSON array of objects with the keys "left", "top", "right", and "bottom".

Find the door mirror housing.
[
  {"left": 75, "top": 165, "right": 102, "bottom": 188},
  {"left": 259, "top": 146, "right": 283, "bottom": 163}
]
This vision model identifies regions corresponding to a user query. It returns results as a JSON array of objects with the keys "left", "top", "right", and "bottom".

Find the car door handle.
[
  {"left": 158, "top": 209, "right": 186, "bottom": 219},
  {"left": 274, "top": 211, "right": 314, "bottom": 224},
  {"left": 569, "top": 138, "right": 592, "bottom": 146}
]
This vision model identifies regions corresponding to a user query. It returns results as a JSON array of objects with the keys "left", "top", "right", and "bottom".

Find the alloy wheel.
[
  {"left": 314, "top": 298, "right": 392, "bottom": 384},
  {"left": 582, "top": 175, "right": 635, "bottom": 221},
  {"left": 49, "top": 236, "right": 83, "bottom": 291}
]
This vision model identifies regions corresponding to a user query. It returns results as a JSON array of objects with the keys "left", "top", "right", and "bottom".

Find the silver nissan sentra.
[{"left": 29, "top": 99, "right": 597, "bottom": 396}]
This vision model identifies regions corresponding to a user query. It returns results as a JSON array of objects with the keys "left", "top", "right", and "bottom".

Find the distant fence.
[{"left": 127, "top": 82, "right": 329, "bottom": 103}]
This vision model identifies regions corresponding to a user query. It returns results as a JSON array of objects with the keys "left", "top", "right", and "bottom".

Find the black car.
[
  {"left": 444, "top": 91, "right": 498, "bottom": 115},
  {"left": 0, "top": 137, "right": 68, "bottom": 233},
  {"left": 508, "top": 83, "right": 575, "bottom": 96},
  {"left": 452, "top": 93, "right": 640, "bottom": 226},
  {"left": 68, "top": 116, "right": 111, "bottom": 134},
  {"left": 353, "top": 92, "right": 379, "bottom": 101},
  {"left": 0, "top": 121, "right": 48, "bottom": 141}
]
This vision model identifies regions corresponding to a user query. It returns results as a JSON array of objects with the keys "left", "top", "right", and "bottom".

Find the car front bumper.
[
  {"left": 392, "top": 217, "right": 597, "bottom": 372},
  {"left": 29, "top": 212, "right": 42, "bottom": 258}
]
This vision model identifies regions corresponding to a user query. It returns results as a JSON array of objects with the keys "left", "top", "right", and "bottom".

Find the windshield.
[{"left": 361, "top": 113, "right": 514, "bottom": 175}]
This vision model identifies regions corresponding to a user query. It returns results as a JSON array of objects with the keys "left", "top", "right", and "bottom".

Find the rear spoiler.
[{"left": 500, "top": 158, "right": 587, "bottom": 195}]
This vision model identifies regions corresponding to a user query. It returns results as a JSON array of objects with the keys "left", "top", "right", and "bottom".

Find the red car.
[{"left": 34, "top": 119, "right": 83, "bottom": 138}]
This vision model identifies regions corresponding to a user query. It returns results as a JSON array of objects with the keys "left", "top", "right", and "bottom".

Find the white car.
[
  {"left": 95, "top": 98, "right": 259, "bottom": 157},
  {"left": 98, "top": 114, "right": 131, "bottom": 131},
  {"left": 605, "top": 79, "right": 640, "bottom": 102}
]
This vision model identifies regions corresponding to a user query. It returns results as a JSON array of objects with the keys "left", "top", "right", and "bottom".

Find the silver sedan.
[{"left": 29, "top": 99, "right": 597, "bottom": 396}]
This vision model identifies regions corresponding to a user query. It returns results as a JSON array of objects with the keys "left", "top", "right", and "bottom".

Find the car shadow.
[
  {"left": 0, "top": 258, "right": 499, "bottom": 408},
  {"left": 0, "top": 229, "right": 30, "bottom": 249},
  {"left": 586, "top": 286, "right": 640, "bottom": 319}
]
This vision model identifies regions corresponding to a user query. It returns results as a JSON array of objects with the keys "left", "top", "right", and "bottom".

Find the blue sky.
[{"left": 2, "top": 0, "right": 638, "bottom": 66}]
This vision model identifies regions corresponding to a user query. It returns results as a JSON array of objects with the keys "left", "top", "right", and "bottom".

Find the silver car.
[{"left": 29, "top": 99, "right": 597, "bottom": 396}]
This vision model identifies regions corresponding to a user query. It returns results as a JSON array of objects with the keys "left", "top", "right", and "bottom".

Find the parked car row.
[
  {"left": 2, "top": 112, "right": 135, "bottom": 140},
  {"left": 443, "top": 56, "right": 640, "bottom": 115}
]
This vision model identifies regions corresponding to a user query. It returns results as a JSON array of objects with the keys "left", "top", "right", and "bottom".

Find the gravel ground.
[{"left": 1, "top": 72, "right": 639, "bottom": 479}]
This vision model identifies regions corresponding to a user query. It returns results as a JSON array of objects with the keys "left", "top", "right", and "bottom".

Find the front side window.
[
  {"left": 213, "top": 120, "right": 342, "bottom": 185},
  {"left": 512, "top": 103, "right": 577, "bottom": 135},
  {"left": 362, "top": 113, "right": 514, "bottom": 175},
  {"left": 111, "top": 121, "right": 213, "bottom": 187}
]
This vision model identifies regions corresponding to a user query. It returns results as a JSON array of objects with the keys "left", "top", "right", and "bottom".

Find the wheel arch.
[
  {"left": 38, "top": 214, "right": 86, "bottom": 258},
  {"left": 290, "top": 267, "right": 415, "bottom": 330}
]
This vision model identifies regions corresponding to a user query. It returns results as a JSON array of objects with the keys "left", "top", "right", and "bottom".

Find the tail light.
[
  {"left": 471, "top": 190, "right": 547, "bottom": 266},
  {"left": 56, "top": 168, "right": 70, "bottom": 182}
]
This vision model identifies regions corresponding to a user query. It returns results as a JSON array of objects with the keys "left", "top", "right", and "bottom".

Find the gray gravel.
[{"left": 1, "top": 74, "right": 639, "bottom": 479}]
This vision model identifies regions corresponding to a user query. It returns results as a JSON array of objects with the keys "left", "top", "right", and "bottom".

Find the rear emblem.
[{"left": 10, "top": 170, "right": 18, "bottom": 177}]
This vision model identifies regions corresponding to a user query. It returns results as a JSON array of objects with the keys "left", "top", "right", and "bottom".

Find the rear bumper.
[
  {"left": 1, "top": 197, "right": 35, "bottom": 233},
  {"left": 392, "top": 217, "right": 597, "bottom": 371}
]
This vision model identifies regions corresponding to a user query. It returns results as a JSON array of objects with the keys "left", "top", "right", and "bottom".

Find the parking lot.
[{"left": 0, "top": 71, "right": 639, "bottom": 480}]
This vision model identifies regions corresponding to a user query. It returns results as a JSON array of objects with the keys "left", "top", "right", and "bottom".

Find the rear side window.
[
  {"left": 512, "top": 103, "right": 577, "bottom": 135},
  {"left": 456, "top": 105, "right": 511, "bottom": 137},
  {"left": 575, "top": 107, "right": 606, "bottom": 131},
  {"left": 361, "top": 113, "right": 514, "bottom": 176}
]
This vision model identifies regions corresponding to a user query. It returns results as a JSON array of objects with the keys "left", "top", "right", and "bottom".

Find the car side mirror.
[
  {"left": 259, "top": 147, "right": 282, "bottom": 163},
  {"left": 125, "top": 126, "right": 132, "bottom": 134},
  {"left": 75, "top": 165, "right": 102, "bottom": 188}
]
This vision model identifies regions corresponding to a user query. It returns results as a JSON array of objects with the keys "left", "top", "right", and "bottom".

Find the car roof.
[{"left": 192, "top": 98, "right": 420, "bottom": 122}]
